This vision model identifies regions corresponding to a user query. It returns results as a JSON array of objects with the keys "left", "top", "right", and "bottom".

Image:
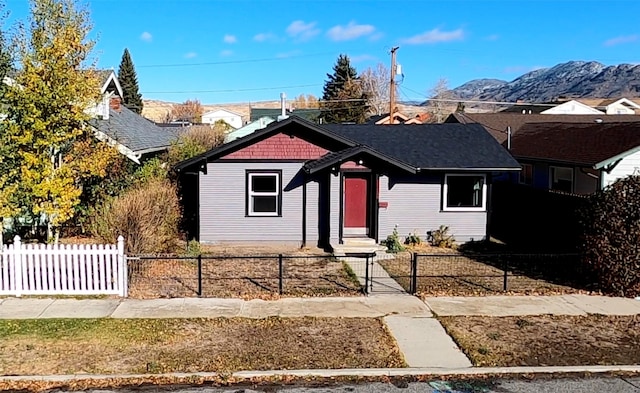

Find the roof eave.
[{"left": 594, "top": 145, "right": 640, "bottom": 170}]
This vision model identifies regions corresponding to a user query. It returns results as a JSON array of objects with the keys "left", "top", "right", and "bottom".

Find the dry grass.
[
  {"left": 0, "top": 317, "right": 405, "bottom": 375},
  {"left": 128, "top": 246, "right": 361, "bottom": 299},
  {"left": 379, "top": 249, "right": 582, "bottom": 297},
  {"left": 439, "top": 315, "right": 640, "bottom": 367}
]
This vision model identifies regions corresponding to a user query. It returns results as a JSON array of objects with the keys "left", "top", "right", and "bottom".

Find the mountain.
[{"left": 450, "top": 61, "right": 640, "bottom": 103}]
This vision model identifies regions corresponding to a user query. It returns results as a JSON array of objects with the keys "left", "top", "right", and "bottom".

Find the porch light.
[{"left": 358, "top": 159, "right": 363, "bottom": 165}]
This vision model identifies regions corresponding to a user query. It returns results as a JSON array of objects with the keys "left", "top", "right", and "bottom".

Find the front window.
[
  {"left": 550, "top": 166, "right": 573, "bottom": 193},
  {"left": 246, "top": 171, "right": 281, "bottom": 216},
  {"left": 444, "top": 174, "right": 486, "bottom": 211}
]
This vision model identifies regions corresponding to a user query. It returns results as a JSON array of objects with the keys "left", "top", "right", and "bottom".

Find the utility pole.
[{"left": 389, "top": 46, "right": 399, "bottom": 124}]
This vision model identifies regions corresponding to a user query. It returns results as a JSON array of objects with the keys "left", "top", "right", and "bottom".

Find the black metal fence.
[
  {"left": 126, "top": 254, "right": 363, "bottom": 298},
  {"left": 406, "top": 252, "right": 596, "bottom": 295}
]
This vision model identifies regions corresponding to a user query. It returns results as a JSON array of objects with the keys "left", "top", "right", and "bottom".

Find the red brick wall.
[{"left": 223, "top": 133, "right": 329, "bottom": 159}]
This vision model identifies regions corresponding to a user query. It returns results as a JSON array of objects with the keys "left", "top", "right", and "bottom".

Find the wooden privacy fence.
[{"left": 0, "top": 236, "right": 127, "bottom": 297}]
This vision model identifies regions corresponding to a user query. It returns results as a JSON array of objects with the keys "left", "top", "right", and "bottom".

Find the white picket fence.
[{"left": 0, "top": 236, "right": 127, "bottom": 297}]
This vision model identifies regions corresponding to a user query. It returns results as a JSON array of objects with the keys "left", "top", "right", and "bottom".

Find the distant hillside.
[{"left": 449, "top": 61, "right": 640, "bottom": 104}]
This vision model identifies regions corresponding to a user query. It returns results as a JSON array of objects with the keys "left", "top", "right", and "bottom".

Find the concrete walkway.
[
  {"left": 425, "top": 294, "right": 640, "bottom": 316},
  {"left": 342, "top": 257, "right": 406, "bottom": 295}
]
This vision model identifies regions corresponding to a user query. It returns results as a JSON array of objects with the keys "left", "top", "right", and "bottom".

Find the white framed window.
[
  {"left": 550, "top": 166, "right": 573, "bottom": 193},
  {"left": 519, "top": 163, "right": 533, "bottom": 185},
  {"left": 443, "top": 174, "right": 487, "bottom": 211},
  {"left": 246, "top": 171, "right": 281, "bottom": 216}
]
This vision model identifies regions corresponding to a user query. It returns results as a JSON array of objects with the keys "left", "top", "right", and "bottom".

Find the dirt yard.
[
  {"left": 379, "top": 248, "right": 583, "bottom": 297},
  {"left": 0, "top": 317, "right": 405, "bottom": 375},
  {"left": 128, "top": 245, "right": 362, "bottom": 299},
  {"left": 439, "top": 315, "right": 640, "bottom": 367}
]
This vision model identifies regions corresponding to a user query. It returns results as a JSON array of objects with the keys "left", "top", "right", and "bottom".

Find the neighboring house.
[
  {"left": 367, "top": 112, "right": 430, "bottom": 125},
  {"left": 201, "top": 109, "right": 243, "bottom": 129},
  {"left": 90, "top": 97, "right": 179, "bottom": 164},
  {"left": 174, "top": 116, "right": 520, "bottom": 248},
  {"left": 445, "top": 112, "right": 640, "bottom": 144},
  {"left": 509, "top": 122, "right": 640, "bottom": 194},
  {"left": 540, "top": 100, "right": 604, "bottom": 115},
  {"left": 87, "top": 71, "right": 178, "bottom": 164},
  {"left": 599, "top": 98, "right": 640, "bottom": 115},
  {"left": 225, "top": 116, "right": 274, "bottom": 143}
]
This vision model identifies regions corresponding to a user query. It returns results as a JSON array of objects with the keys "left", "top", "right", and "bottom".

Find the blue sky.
[{"left": 5, "top": 0, "right": 640, "bottom": 104}]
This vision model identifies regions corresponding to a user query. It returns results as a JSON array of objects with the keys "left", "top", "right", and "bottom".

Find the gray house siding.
[
  {"left": 377, "top": 174, "right": 487, "bottom": 243},
  {"left": 199, "top": 162, "right": 319, "bottom": 245}
]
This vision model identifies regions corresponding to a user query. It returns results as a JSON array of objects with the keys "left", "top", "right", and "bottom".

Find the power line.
[
  {"left": 142, "top": 84, "right": 322, "bottom": 94},
  {"left": 400, "top": 85, "right": 560, "bottom": 107},
  {"left": 138, "top": 52, "right": 337, "bottom": 68}
]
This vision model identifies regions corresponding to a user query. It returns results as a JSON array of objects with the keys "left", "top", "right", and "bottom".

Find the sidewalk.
[{"left": 1, "top": 293, "right": 639, "bottom": 372}]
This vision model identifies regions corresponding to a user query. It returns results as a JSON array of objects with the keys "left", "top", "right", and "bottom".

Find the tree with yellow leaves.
[{"left": 0, "top": 0, "right": 119, "bottom": 242}]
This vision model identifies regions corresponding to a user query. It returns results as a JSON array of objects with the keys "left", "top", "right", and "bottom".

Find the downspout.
[
  {"left": 302, "top": 176, "right": 307, "bottom": 248},
  {"left": 507, "top": 126, "right": 511, "bottom": 150}
]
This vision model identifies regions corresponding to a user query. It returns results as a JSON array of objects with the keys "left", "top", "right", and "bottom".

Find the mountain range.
[{"left": 449, "top": 61, "right": 640, "bottom": 103}]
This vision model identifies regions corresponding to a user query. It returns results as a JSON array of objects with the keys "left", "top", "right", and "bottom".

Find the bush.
[
  {"left": 404, "top": 231, "right": 422, "bottom": 246},
  {"left": 382, "top": 225, "right": 405, "bottom": 253},
  {"left": 165, "top": 125, "right": 226, "bottom": 168},
  {"left": 428, "top": 225, "right": 456, "bottom": 248},
  {"left": 89, "top": 178, "right": 181, "bottom": 254},
  {"left": 580, "top": 176, "right": 640, "bottom": 297}
]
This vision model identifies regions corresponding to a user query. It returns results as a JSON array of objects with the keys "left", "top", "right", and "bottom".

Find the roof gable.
[
  {"left": 202, "top": 108, "right": 243, "bottom": 117},
  {"left": 540, "top": 100, "right": 604, "bottom": 115}
]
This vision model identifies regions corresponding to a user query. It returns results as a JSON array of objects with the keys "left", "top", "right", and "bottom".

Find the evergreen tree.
[
  {"left": 320, "top": 54, "right": 368, "bottom": 124},
  {"left": 117, "top": 48, "right": 143, "bottom": 114}
]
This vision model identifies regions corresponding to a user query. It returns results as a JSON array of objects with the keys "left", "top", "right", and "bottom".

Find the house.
[
  {"left": 539, "top": 100, "right": 604, "bottom": 115},
  {"left": 88, "top": 70, "right": 178, "bottom": 164},
  {"left": 367, "top": 112, "right": 431, "bottom": 125},
  {"left": 225, "top": 116, "right": 274, "bottom": 143},
  {"left": 599, "top": 98, "right": 640, "bottom": 115},
  {"left": 201, "top": 108, "right": 243, "bottom": 129},
  {"left": 249, "top": 107, "right": 321, "bottom": 123},
  {"left": 445, "top": 112, "right": 640, "bottom": 144},
  {"left": 509, "top": 122, "right": 640, "bottom": 194},
  {"left": 174, "top": 116, "right": 520, "bottom": 248}
]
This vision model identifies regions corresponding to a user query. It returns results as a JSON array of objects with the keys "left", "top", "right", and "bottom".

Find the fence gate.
[
  {"left": 343, "top": 252, "right": 408, "bottom": 295},
  {"left": 0, "top": 236, "right": 127, "bottom": 297}
]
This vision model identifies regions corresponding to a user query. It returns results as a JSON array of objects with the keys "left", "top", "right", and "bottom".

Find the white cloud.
[
  {"left": 485, "top": 34, "right": 499, "bottom": 41},
  {"left": 140, "top": 31, "right": 153, "bottom": 42},
  {"left": 254, "top": 32, "right": 277, "bottom": 42},
  {"left": 326, "top": 21, "right": 375, "bottom": 41},
  {"left": 276, "top": 50, "right": 302, "bottom": 59},
  {"left": 184, "top": 52, "right": 197, "bottom": 59},
  {"left": 286, "top": 20, "right": 320, "bottom": 41},
  {"left": 604, "top": 34, "right": 638, "bottom": 47},
  {"left": 401, "top": 28, "right": 464, "bottom": 44},
  {"left": 220, "top": 49, "right": 233, "bottom": 57},
  {"left": 224, "top": 34, "right": 237, "bottom": 44}
]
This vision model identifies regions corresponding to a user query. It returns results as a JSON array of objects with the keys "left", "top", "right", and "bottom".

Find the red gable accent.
[{"left": 222, "top": 133, "right": 329, "bottom": 159}]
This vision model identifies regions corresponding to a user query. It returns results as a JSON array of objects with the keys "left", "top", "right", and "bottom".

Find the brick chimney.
[{"left": 109, "top": 96, "right": 121, "bottom": 112}]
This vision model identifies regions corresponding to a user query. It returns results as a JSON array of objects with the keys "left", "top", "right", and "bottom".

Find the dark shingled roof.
[
  {"left": 510, "top": 122, "right": 640, "bottom": 168},
  {"left": 323, "top": 123, "right": 520, "bottom": 170},
  {"left": 90, "top": 106, "right": 179, "bottom": 153},
  {"left": 446, "top": 112, "right": 640, "bottom": 144}
]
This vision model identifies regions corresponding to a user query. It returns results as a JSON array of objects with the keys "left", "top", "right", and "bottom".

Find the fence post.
[
  {"left": 13, "top": 235, "right": 22, "bottom": 297},
  {"left": 197, "top": 254, "right": 203, "bottom": 297},
  {"left": 502, "top": 256, "right": 508, "bottom": 292},
  {"left": 364, "top": 254, "right": 370, "bottom": 295},
  {"left": 117, "top": 236, "right": 126, "bottom": 297},
  {"left": 278, "top": 254, "right": 283, "bottom": 295},
  {"left": 411, "top": 252, "right": 418, "bottom": 295}
]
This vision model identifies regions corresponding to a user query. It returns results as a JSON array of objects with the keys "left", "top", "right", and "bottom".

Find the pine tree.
[
  {"left": 117, "top": 48, "right": 143, "bottom": 114},
  {"left": 320, "top": 54, "right": 368, "bottom": 124}
]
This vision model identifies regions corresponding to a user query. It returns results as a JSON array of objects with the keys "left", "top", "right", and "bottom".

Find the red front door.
[{"left": 344, "top": 174, "right": 369, "bottom": 234}]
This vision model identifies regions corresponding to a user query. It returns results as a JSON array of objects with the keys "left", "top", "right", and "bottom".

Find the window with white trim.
[
  {"left": 246, "top": 171, "right": 281, "bottom": 216},
  {"left": 519, "top": 163, "right": 533, "bottom": 185},
  {"left": 443, "top": 174, "right": 486, "bottom": 211},
  {"left": 550, "top": 166, "right": 573, "bottom": 193}
]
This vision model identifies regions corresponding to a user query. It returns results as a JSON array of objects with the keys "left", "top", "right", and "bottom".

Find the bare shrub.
[
  {"left": 89, "top": 178, "right": 181, "bottom": 253},
  {"left": 165, "top": 125, "right": 225, "bottom": 168}
]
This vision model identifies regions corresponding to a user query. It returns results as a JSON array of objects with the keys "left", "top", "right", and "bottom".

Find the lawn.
[
  {"left": 439, "top": 315, "right": 640, "bottom": 367},
  {"left": 128, "top": 246, "right": 362, "bottom": 299},
  {"left": 0, "top": 317, "right": 405, "bottom": 375},
  {"left": 379, "top": 249, "right": 582, "bottom": 297}
]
